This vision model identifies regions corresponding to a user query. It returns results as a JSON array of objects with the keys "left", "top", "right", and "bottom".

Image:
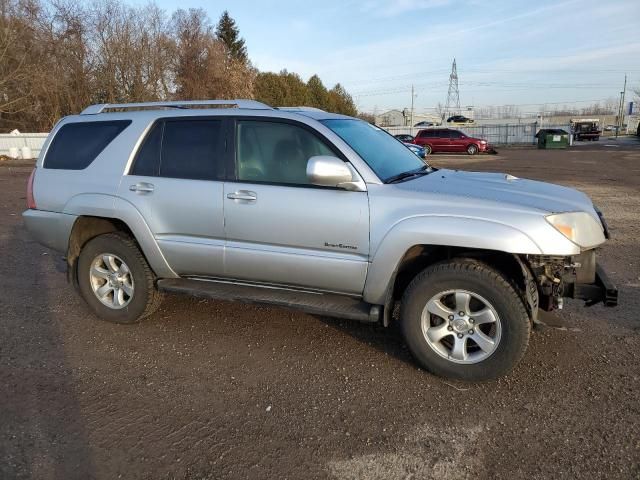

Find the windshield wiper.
[{"left": 385, "top": 165, "right": 432, "bottom": 184}]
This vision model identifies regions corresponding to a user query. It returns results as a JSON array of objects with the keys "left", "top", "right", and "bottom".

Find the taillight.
[{"left": 26, "top": 168, "right": 37, "bottom": 209}]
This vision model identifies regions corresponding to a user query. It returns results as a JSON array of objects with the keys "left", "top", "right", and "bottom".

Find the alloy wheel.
[
  {"left": 421, "top": 289, "right": 501, "bottom": 364},
  {"left": 89, "top": 253, "right": 134, "bottom": 309}
]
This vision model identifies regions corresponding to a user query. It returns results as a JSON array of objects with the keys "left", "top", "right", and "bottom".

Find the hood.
[{"left": 397, "top": 168, "right": 597, "bottom": 216}]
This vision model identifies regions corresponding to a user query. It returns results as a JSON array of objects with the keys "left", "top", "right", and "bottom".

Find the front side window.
[
  {"left": 45, "top": 120, "right": 131, "bottom": 170},
  {"left": 236, "top": 120, "right": 335, "bottom": 185},
  {"left": 322, "top": 119, "right": 426, "bottom": 182}
]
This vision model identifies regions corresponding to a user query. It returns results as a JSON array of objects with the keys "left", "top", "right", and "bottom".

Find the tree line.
[{"left": 0, "top": 0, "right": 357, "bottom": 132}]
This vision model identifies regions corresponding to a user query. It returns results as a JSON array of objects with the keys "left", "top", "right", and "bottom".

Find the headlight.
[
  {"left": 546, "top": 212, "right": 605, "bottom": 248},
  {"left": 480, "top": 140, "right": 487, "bottom": 144}
]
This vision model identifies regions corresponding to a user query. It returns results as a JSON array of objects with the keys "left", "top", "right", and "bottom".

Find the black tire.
[
  {"left": 400, "top": 259, "right": 530, "bottom": 381},
  {"left": 423, "top": 144, "right": 432, "bottom": 155},
  {"left": 466, "top": 144, "right": 478, "bottom": 155},
  {"left": 77, "top": 232, "right": 163, "bottom": 324}
]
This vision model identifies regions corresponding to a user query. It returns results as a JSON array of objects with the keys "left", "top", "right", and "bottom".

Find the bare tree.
[
  {"left": 0, "top": 0, "right": 34, "bottom": 125},
  {"left": 171, "top": 8, "right": 254, "bottom": 100}
]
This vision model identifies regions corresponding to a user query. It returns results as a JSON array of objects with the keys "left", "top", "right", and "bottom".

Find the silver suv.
[{"left": 23, "top": 99, "right": 617, "bottom": 381}]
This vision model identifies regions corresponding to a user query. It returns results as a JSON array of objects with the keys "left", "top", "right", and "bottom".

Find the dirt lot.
[{"left": 1, "top": 138, "right": 639, "bottom": 479}]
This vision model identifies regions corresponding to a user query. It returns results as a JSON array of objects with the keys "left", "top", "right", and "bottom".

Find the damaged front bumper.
[
  {"left": 527, "top": 251, "right": 618, "bottom": 311},
  {"left": 568, "top": 264, "right": 618, "bottom": 307}
]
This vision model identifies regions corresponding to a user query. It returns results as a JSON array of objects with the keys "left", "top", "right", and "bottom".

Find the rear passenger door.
[
  {"left": 222, "top": 118, "right": 369, "bottom": 294},
  {"left": 430, "top": 129, "right": 449, "bottom": 152},
  {"left": 119, "top": 117, "right": 228, "bottom": 277},
  {"left": 449, "top": 130, "right": 466, "bottom": 152}
]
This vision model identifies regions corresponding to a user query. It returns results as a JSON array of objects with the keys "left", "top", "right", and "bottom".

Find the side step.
[{"left": 157, "top": 278, "right": 380, "bottom": 323}]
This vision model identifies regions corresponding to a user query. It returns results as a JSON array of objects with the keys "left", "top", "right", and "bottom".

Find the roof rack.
[
  {"left": 276, "top": 106, "right": 326, "bottom": 112},
  {"left": 81, "top": 99, "right": 272, "bottom": 115}
]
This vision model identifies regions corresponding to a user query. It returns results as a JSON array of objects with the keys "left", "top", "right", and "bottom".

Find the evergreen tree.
[
  {"left": 307, "top": 74, "right": 329, "bottom": 110},
  {"left": 328, "top": 83, "right": 357, "bottom": 116},
  {"left": 215, "top": 10, "right": 247, "bottom": 63}
]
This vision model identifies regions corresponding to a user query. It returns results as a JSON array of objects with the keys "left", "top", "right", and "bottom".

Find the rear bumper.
[
  {"left": 569, "top": 264, "right": 618, "bottom": 307},
  {"left": 22, "top": 209, "right": 77, "bottom": 253}
]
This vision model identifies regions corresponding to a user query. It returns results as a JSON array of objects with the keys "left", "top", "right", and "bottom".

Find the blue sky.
[{"left": 145, "top": 0, "right": 639, "bottom": 114}]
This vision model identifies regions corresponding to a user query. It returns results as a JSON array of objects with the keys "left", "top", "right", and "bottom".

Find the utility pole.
[
  {"left": 617, "top": 74, "right": 627, "bottom": 138},
  {"left": 410, "top": 85, "right": 417, "bottom": 135}
]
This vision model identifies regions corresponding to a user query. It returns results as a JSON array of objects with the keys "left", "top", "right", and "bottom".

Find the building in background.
[{"left": 375, "top": 109, "right": 440, "bottom": 127}]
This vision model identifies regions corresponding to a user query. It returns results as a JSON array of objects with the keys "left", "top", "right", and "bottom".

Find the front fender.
[
  {"left": 63, "top": 193, "right": 177, "bottom": 278},
  {"left": 363, "top": 215, "right": 543, "bottom": 304}
]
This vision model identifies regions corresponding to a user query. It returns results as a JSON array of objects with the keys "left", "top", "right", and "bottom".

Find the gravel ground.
[{"left": 1, "top": 138, "right": 639, "bottom": 479}]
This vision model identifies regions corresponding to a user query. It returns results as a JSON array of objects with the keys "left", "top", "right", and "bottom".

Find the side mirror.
[{"left": 306, "top": 156, "right": 365, "bottom": 191}]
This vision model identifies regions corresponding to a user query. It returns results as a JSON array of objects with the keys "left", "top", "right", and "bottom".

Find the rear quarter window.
[{"left": 44, "top": 120, "right": 131, "bottom": 170}]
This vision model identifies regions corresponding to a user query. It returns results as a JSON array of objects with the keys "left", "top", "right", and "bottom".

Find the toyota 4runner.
[{"left": 23, "top": 100, "right": 618, "bottom": 381}]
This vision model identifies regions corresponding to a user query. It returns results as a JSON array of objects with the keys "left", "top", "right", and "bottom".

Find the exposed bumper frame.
[{"left": 570, "top": 264, "right": 618, "bottom": 307}]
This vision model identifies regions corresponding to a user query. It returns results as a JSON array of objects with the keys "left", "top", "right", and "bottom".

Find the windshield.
[{"left": 321, "top": 119, "right": 427, "bottom": 182}]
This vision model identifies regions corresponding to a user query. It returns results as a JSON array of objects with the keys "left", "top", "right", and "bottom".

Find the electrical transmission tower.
[{"left": 444, "top": 58, "right": 460, "bottom": 120}]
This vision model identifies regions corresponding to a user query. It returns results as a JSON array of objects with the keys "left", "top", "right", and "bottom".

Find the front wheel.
[
  {"left": 400, "top": 260, "right": 530, "bottom": 381},
  {"left": 466, "top": 144, "right": 478, "bottom": 155}
]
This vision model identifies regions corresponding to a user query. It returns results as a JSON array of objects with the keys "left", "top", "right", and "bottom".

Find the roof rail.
[
  {"left": 81, "top": 99, "right": 272, "bottom": 115},
  {"left": 276, "top": 106, "right": 326, "bottom": 112}
]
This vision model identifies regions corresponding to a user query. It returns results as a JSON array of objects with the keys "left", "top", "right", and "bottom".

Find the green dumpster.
[{"left": 536, "top": 128, "right": 569, "bottom": 149}]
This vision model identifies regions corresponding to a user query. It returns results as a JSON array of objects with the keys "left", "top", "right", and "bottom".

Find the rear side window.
[
  {"left": 45, "top": 120, "right": 131, "bottom": 170},
  {"left": 130, "top": 119, "right": 224, "bottom": 181},
  {"left": 161, "top": 120, "right": 223, "bottom": 180},
  {"left": 419, "top": 130, "right": 433, "bottom": 138},
  {"left": 131, "top": 123, "right": 162, "bottom": 176}
]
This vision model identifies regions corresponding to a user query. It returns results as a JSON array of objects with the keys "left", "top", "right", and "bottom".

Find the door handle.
[
  {"left": 227, "top": 190, "right": 257, "bottom": 202},
  {"left": 129, "top": 182, "right": 154, "bottom": 194}
]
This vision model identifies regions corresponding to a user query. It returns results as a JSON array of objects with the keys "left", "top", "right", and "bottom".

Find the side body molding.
[
  {"left": 363, "top": 215, "right": 543, "bottom": 305},
  {"left": 63, "top": 194, "right": 178, "bottom": 278}
]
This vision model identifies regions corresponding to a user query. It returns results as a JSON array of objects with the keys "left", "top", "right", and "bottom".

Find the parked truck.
[{"left": 571, "top": 119, "right": 601, "bottom": 141}]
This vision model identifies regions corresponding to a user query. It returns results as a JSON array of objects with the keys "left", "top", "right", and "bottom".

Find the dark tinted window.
[
  {"left": 45, "top": 120, "right": 131, "bottom": 170},
  {"left": 431, "top": 130, "right": 445, "bottom": 138},
  {"left": 420, "top": 130, "right": 434, "bottom": 138},
  {"left": 160, "top": 119, "right": 224, "bottom": 180},
  {"left": 131, "top": 122, "right": 162, "bottom": 176},
  {"left": 236, "top": 120, "right": 334, "bottom": 185},
  {"left": 450, "top": 130, "right": 463, "bottom": 138}
]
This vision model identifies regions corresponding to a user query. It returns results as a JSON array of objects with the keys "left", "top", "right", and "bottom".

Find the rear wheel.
[
  {"left": 423, "top": 144, "right": 432, "bottom": 155},
  {"left": 400, "top": 260, "right": 530, "bottom": 381},
  {"left": 77, "top": 233, "right": 163, "bottom": 324},
  {"left": 466, "top": 144, "right": 478, "bottom": 155}
]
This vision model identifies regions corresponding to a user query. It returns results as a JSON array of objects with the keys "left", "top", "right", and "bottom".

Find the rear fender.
[{"left": 63, "top": 193, "right": 177, "bottom": 278}]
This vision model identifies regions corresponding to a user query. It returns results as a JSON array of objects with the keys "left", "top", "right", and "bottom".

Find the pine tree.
[
  {"left": 215, "top": 11, "right": 247, "bottom": 63},
  {"left": 328, "top": 83, "right": 357, "bottom": 116},
  {"left": 307, "top": 74, "right": 329, "bottom": 110}
]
